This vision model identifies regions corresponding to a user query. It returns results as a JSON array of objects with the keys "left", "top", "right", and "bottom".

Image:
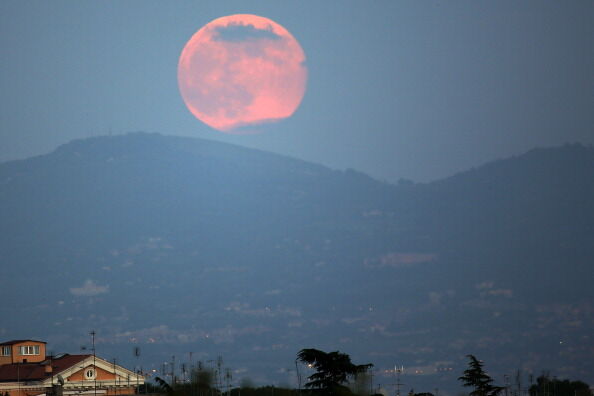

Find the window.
[
  {"left": 0, "top": 346, "right": 11, "bottom": 356},
  {"left": 85, "top": 368, "right": 96, "bottom": 380},
  {"left": 19, "top": 345, "right": 40, "bottom": 355}
]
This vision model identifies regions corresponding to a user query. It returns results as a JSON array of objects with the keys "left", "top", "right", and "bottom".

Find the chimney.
[{"left": 45, "top": 363, "right": 53, "bottom": 375}]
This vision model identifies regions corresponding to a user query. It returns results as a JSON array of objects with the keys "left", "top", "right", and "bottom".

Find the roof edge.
[{"left": 0, "top": 340, "right": 47, "bottom": 346}]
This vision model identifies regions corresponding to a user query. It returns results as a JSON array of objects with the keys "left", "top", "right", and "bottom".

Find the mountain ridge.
[{"left": 1, "top": 133, "right": 593, "bottom": 391}]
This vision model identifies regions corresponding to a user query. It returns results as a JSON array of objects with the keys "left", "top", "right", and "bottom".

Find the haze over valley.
[{"left": 1, "top": 133, "right": 592, "bottom": 392}]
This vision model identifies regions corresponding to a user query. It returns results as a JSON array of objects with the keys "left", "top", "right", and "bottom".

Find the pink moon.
[{"left": 177, "top": 14, "right": 307, "bottom": 132}]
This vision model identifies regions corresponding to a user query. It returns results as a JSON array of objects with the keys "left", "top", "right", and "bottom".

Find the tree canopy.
[
  {"left": 297, "top": 348, "right": 373, "bottom": 394},
  {"left": 529, "top": 374, "right": 592, "bottom": 396},
  {"left": 458, "top": 355, "right": 503, "bottom": 396}
]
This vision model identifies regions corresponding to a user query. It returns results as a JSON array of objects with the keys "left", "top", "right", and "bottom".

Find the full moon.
[{"left": 178, "top": 14, "right": 307, "bottom": 132}]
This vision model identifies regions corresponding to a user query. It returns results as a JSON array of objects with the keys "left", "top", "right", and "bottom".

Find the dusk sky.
[{"left": 1, "top": 1, "right": 593, "bottom": 182}]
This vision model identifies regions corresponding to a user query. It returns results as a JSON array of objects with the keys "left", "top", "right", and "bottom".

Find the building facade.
[{"left": 0, "top": 340, "right": 144, "bottom": 396}]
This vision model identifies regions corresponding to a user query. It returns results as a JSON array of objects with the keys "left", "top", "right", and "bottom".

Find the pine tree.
[
  {"left": 458, "top": 355, "right": 503, "bottom": 396},
  {"left": 297, "top": 348, "right": 373, "bottom": 395}
]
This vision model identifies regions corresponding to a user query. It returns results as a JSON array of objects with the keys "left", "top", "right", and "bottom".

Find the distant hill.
[{"left": 1, "top": 134, "right": 592, "bottom": 392}]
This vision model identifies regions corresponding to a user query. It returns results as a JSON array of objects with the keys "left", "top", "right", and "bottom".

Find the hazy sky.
[{"left": 1, "top": 1, "right": 592, "bottom": 182}]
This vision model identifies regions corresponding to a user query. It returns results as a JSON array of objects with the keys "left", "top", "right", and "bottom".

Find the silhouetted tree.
[
  {"left": 297, "top": 348, "right": 373, "bottom": 395},
  {"left": 229, "top": 386, "right": 294, "bottom": 396},
  {"left": 458, "top": 355, "right": 503, "bottom": 396},
  {"left": 191, "top": 365, "right": 214, "bottom": 394},
  {"left": 529, "top": 374, "right": 592, "bottom": 396},
  {"left": 240, "top": 377, "right": 255, "bottom": 389},
  {"left": 155, "top": 376, "right": 173, "bottom": 393},
  {"left": 350, "top": 369, "right": 372, "bottom": 396},
  {"left": 155, "top": 366, "right": 217, "bottom": 396}
]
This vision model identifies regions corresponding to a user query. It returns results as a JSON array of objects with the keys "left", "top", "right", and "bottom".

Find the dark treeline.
[
  {"left": 459, "top": 355, "right": 592, "bottom": 396},
  {"left": 528, "top": 374, "right": 592, "bottom": 396},
  {"left": 147, "top": 352, "right": 592, "bottom": 396}
]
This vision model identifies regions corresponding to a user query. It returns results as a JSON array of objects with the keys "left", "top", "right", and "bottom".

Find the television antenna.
[
  {"left": 90, "top": 330, "right": 97, "bottom": 396},
  {"left": 134, "top": 347, "right": 141, "bottom": 392},
  {"left": 394, "top": 365, "right": 405, "bottom": 396},
  {"left": 171, "top": 355, "right": 176, "bottom": 385},
  {"left": 225, "top": 367, "right": 232, "bottom": 396}
]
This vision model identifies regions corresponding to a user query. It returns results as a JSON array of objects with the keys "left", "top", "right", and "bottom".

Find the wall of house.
[
  {"left": 0, "top": 353, "right": 11, "bottom": 365},
  {"left": 105, "top": 387, "right": 136, "bottom": 395},
  {"left": 2, "top": 387, "right": 138, "bottom": 396},
  {"left": 1, "top": 387, "right": 46, "bottom": 396},
  {"left": 0, "top": 344, "right": 142, "bottom": 396},
  {"left": 0, "top": 341, "right": 46, "bottom": 365},
  {"left": 67, "top": 365, "right": 117, "bottom": 382}
]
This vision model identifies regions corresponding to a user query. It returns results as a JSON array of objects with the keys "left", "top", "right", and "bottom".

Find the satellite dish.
[{"left": 57, "top": 374, "right": 65, "bottom": 386}]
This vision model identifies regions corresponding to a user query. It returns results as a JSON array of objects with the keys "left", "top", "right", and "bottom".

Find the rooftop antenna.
[
  {"left": 181, "top": 363, "right": 187, "bottom": 384},
  {"left": 171, "top": 355, "right": 176, "bottom": 385},
  {"left": 47, "top": 351, "right": 55, "bottom": 389},
  {"left": 295, "top": 358, "right": 302, "bottom": 396},
  {"left": 134, "top": 347, "right": 141, "bottom": 393},
  {"left": 225, "top": 367, "right": 232, "bottom": 396},
  {"left": 217, "top": 356, "right": 223, "bottom": 392},
  {"left": 394, "top": 365, "right": 405, "bottom": 396},
  {"left": 113, "top": 358, "right": 118, "bottom": 390},
  {"left": 90, "top": 330, "right": 97, "bottom": 396}
]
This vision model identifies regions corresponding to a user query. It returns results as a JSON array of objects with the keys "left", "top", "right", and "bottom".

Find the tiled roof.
[
  {"left": 0, "top": 340, "right": 46, "bottom": 346},
  {"left": 0, "top": 354, "right": 90, "bottom": 382}
]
